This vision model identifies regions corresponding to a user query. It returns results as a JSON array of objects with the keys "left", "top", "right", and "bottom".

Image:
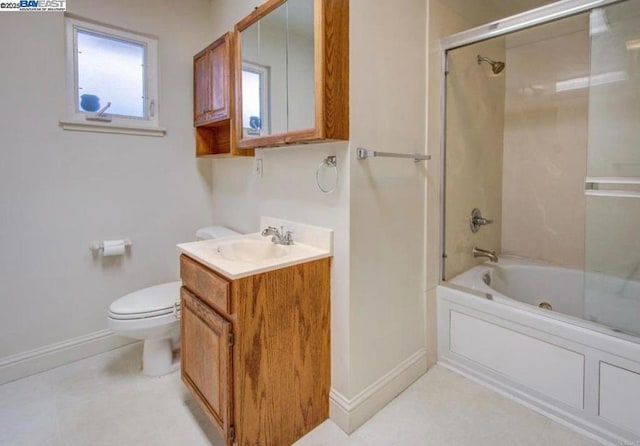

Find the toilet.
[{"left": 107, "top": 226, "right": 239, "bottom": 376}]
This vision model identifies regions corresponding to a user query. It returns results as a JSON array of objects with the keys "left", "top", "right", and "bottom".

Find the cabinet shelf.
[{"left": 195, "top": 119, "right": 254, "bottom": 157}]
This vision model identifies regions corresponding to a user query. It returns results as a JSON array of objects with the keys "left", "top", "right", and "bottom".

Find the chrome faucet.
[
  {"left": 472, "top": 246, "right": 498, "bottom": 263},
  {"left": 261, "top": 226, "right": 294, "bottom": 245}
]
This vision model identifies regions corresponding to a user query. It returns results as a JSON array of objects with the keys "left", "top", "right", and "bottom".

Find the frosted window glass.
[{"left": 77, "top": 29, "right": 145, "bottom": 118}]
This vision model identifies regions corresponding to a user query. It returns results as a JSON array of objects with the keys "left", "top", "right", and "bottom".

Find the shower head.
[{"left": 477, "top": 55, "right": 505, "bottom": 74}]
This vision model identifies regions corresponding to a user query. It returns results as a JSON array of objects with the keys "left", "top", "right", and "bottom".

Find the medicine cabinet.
[{"left": 234, "top": 0, "right": 349, "bottom": 150}]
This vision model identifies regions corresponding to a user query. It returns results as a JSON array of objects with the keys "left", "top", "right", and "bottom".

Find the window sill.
[{"left": 59, "top": 120, "right": 167, "bottom": 137}]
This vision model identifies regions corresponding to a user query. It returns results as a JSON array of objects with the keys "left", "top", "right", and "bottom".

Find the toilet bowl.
[
  {"left": 107, "top": 226, "right": 239, "bottom": 376},
  {"left": 108, "top": 282, "right": 182, "bottom": 376}
]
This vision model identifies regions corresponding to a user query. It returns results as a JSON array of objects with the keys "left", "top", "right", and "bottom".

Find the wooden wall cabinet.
[
  {"left": 180, "top": 254, "right": 331, "bottom": 445},
  {"left": 194, "top": 33, "right": 254, "bottom": 157},
  {"left": 194, "top": 34, "right": 231, "bottom": 125},
  {"left": 234, "top": 0, "right": 349, "bottom": 150}
]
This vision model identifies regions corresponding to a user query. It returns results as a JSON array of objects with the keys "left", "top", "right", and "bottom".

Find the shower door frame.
[{"left": 438, "top": 0, "right": 627, "bottom": 281}]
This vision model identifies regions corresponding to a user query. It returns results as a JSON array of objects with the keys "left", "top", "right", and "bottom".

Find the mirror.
[{"left": 238, "top": 0, "right": 315, "bottom": 140}]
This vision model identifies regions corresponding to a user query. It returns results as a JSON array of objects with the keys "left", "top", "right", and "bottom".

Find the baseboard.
[
  {"left": 437, "top": 358, "right": 621, "bottom": 446},
  {"left": 329, "top": 348, "right": 428, "bottom": 434},
  {"left": 0, "top": 329, "right": 135, "bottom": 385}
]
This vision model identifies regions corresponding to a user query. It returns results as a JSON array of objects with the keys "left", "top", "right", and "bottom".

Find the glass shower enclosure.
[
  {"left": 441, "top": 0, "right": 640, "bottom": 338},
  {"left": 584, "top": 0, "right": 640, "bottom": 337}
]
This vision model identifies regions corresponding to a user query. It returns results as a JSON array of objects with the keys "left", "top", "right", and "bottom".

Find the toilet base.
[{"left": 142, "top": 337, "right": 180, "bottom": 376}]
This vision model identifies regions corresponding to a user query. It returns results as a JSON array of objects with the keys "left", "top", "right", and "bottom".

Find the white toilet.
[{"left": 107, "top": 226, "right": 239, "bottom": 376}]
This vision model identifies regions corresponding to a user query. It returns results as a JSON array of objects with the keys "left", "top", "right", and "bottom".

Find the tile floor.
[{"left": 0, "top": 343, "right": 600, "bottom": 446}]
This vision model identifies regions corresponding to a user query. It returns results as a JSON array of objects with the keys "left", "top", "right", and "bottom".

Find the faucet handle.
[
  {"left": 261, "top": 226, "right": 277, "bottom": 236},
  {"left": 283, "top": 230, "right": 294, "bottom": 245},
  {"left": 474, "top": 216, "right": 493, "bottom": 225},
  {"left": 470, "top": 208, "right": 493, "bottom": 233}
]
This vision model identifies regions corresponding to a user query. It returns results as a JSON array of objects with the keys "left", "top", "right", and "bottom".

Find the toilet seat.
[
  {"left": 108, "top": 311, "right": 178, "bottom": 333},
  {"left": 108, "top": 281, "right": 181, "bottom": 320}
]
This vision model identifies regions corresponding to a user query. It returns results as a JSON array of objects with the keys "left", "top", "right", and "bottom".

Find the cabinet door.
[
  {"left": 193, "top": 50, "right": 211, "bottom": 125},
  {"left": 193, "top": 33, "right": 232, "bottom": 127},
  {"left": 181, "top": 287, "right": 234, "bottom": 444},
  {"left": 208, "top": 40, "right": 231, "bottom": 122}
]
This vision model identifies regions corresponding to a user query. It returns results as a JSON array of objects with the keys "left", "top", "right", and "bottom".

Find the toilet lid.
[{"left": 109, "top": 281, "right": 181, "bottom": 319}]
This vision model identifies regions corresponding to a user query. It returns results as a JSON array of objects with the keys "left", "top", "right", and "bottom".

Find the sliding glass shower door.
[{"left": 584, "top": 0, "right": 640, "bottom": 337}]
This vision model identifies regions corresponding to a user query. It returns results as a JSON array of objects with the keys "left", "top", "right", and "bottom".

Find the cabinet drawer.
[{"left": 180, "top": 254, "right": 231, "bottom": 314}]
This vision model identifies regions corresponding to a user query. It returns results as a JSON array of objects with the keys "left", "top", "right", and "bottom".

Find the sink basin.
[{"left": 217, "top": 240, "right": 287, "bottom": 262}]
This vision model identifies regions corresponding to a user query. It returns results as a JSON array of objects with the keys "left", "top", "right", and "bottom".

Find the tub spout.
[{"left": 472, "top": 246, "right": 498, "bottom": 263}]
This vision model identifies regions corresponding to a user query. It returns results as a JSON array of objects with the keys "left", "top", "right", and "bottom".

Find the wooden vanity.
[{"left": 180, "top": 253, "right": 331, "bottom": 445}]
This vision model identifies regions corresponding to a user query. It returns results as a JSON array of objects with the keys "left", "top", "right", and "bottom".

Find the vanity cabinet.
[
  {"left": 180, "top": 254, "right": 330, "bottom": 445},
  {"left": 194, "top": 33, "right": 254, "bottom": 157},
  {"left": 234, "top": 0, "right": 349, "bottom": 149}
]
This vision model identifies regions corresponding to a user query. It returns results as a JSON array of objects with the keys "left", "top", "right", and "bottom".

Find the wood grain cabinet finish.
[
  {"left": 181, "top": 287, "right": 234, "bottom": 440},
  {"left": 180, "top": 254, "right": 331, "bottom": 446},
  {"left": 194, "top": 34, "right": 231, "bottom": 125},
  {"left": 181, "top": 255, "right": 231, "bottom": 314},
  {"left": 234, "top": 0, "right": 349, "bottom": 150},
  {"left": 193, "top": 33, "right": 254, "bottom": 158}
]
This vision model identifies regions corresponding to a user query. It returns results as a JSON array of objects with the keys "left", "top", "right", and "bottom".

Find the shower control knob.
[{"left": 470, "top": 208, "right": 493, "bottom": 233}]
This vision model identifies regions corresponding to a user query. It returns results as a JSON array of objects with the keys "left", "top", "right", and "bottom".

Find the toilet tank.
[{"left": 196, "top": 226, "right": 240, "bottom": 240}]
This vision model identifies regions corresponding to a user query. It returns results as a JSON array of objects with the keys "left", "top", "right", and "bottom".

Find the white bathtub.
[
  {"left": 438, "top": 256, "right": 640, "bottom": 445},
  {"left": 451, "top": 256, "right": 640, "bottom": 338}
]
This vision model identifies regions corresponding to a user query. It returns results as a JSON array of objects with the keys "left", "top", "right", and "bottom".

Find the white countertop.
[{"left": 177, "top": 233, "right": 331, "bottom": 280}]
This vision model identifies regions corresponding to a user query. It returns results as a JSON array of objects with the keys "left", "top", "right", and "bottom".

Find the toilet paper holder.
[{"left": 89, "top": 238, "right": 133, "bottom": 253}]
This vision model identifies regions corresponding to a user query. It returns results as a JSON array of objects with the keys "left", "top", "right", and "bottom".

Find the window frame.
[{"left": 61, "top": 15, "right": 164, "bottom": 136}]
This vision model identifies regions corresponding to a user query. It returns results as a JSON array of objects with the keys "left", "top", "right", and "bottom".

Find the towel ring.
[{"left": 316, "top": 156, "right": 338, "bottom": 194}]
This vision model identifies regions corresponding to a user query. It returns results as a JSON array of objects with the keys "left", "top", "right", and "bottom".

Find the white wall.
[
  {"left": 0, "top": 0, "right": 214, "bottom": 362},
  {"left": 210, "top": 144, "right": 352, "bottom": 397},
  {"left": 348, "top": 0, "right": 427, "bottom": 396},
  {"left": 208, "top": 0, "right": 428, "bottom": 425}
]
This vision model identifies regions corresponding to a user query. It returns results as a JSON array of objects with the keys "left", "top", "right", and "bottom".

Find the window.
[
  {"left": 62, "top": 15, "right": 164, "bottom": 136},
  {"left": 242, "top": 61, "right": 270, "bottom": 137}
]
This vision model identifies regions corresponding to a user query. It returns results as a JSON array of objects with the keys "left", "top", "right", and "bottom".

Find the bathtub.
[
  {"left": 437, "top": 256, "right": 640, "bottom": 445},
  {"left": 453, "top": 256, "right": 640, "bottom": 338}
]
